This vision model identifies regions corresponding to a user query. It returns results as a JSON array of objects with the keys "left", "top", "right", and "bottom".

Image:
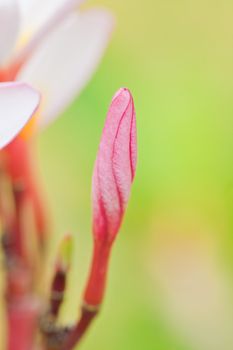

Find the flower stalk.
[
  {"left": 61, "top": 88, "right": 137, "bottom": 349},
  {"left": 4, "top": 136, "right": 48, "bottom": 250},
  {"left": 0, "top": 82, "right": 41, "bottom": 350}
]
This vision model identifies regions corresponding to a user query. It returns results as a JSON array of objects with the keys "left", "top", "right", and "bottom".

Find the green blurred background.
[{"left": 38, "top": 1, "right": 233, "bottom": 349}]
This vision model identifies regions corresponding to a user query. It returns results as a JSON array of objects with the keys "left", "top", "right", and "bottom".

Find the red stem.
[
  {"left": 84, "top": 239, "right": 112, "bottom": 307},
  {"left": 5, "top": 137, "right": 47, "bottom": 249},
  {"left": 61, "top": 307, "right": 98, "bottom": 350},
  {"left": 60, "top": 240, "right": 112, "bottom": 350},
  {"left": 1, "top": 138, "right": 46, "bottom": 350},
  {"left": 7, "top": 297, "right": 40, "bottom": 350}
]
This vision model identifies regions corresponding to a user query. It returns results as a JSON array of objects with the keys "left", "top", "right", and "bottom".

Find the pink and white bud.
[{"left": 92, "top": 88, "right": 137, "bottom": 243}]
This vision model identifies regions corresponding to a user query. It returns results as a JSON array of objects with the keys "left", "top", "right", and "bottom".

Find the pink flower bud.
[{"left": 92, "top": 88, "right": 137, "bottom": 243}]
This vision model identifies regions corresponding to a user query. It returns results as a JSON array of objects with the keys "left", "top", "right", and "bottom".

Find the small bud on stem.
[{"left": 62, "top": 88, "right": 137, "bottom": 350}]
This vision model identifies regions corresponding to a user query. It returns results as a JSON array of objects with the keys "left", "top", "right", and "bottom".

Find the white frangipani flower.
[
  {"left": 0, "top": 0, "right": 20, "bottom": 64},
  {"left": 0, "top": 0, "right": 114, "bottom": 130},
  {"left": 0, "top": 82, "right": 40, "bottom": 148}
]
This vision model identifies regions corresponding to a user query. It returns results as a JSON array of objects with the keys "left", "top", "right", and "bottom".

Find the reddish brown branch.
[{"left": 60, "top": 306, "right": 98, "bottom": 350}]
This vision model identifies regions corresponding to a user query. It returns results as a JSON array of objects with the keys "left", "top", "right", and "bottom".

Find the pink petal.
[
  {"left": 92, "top": 88, "right": 137, "bottom": 242},
  {"left": 0, "top": 82, "right": 40, "bottom": 148},
  {"left": 17, "top": 8, "right": 115, "bottom": 129}
]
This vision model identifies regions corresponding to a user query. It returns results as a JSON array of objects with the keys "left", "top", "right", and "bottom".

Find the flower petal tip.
[
  {"left": 112, "top": 87, "right": 130, "bottom": 102},
  {"left": 0, "top": 82, "right": 40, "bottom": 149}
]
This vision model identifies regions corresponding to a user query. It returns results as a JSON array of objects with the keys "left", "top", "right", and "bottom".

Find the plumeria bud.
[
  {"left": 56, "top": 233, "right": 73, "bottom": 271},
  {"left": 92, "top": 87, "right": 137, "bottom": 243},
  {"left": 83, "top": 88, "right": 137, "bottom": 308},
  {"left": 62, "top": 89, "right": 137, "bottom": 350}
]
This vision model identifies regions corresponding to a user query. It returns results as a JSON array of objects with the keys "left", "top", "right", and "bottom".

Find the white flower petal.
[
  {"left": 0, "top": 0, "right": 20, "bottom": 65},
  {"left": 17, "top": 8, "right": 114, "bottom": 129},
  {"left": 15, "top": 0, "right": 85, "bottom": 68},
  {"left": 18, "top": 0, "right": 84, "bottom": 37},
  {"left": 17, "top": 0, "right": 31, "bottom": 14},
  {"left": 0, "top": 82, "right": 40, "bottom": 148}
]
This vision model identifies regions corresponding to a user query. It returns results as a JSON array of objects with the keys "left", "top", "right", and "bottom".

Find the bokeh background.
[{"left": 38, "top": 1, "right": 233, "bottom": 349}]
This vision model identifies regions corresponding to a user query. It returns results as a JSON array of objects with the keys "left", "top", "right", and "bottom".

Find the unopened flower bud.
[
  {"left": 92, "top": 87, "right": 137, "bottom": 243},
  {"left": 84, "top": 88, "right": 137, "bottom": 307}
]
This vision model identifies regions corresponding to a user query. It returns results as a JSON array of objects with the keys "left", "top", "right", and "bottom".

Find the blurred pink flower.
[
  {"left": 0, "top": 82, "right": 39, "bottom": 148},
  {"left": 0, "top": 0, "right": 114, "bottom": 129},
  {"left": 92, "top": 87, "right": 137, "bottom": 243}
]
